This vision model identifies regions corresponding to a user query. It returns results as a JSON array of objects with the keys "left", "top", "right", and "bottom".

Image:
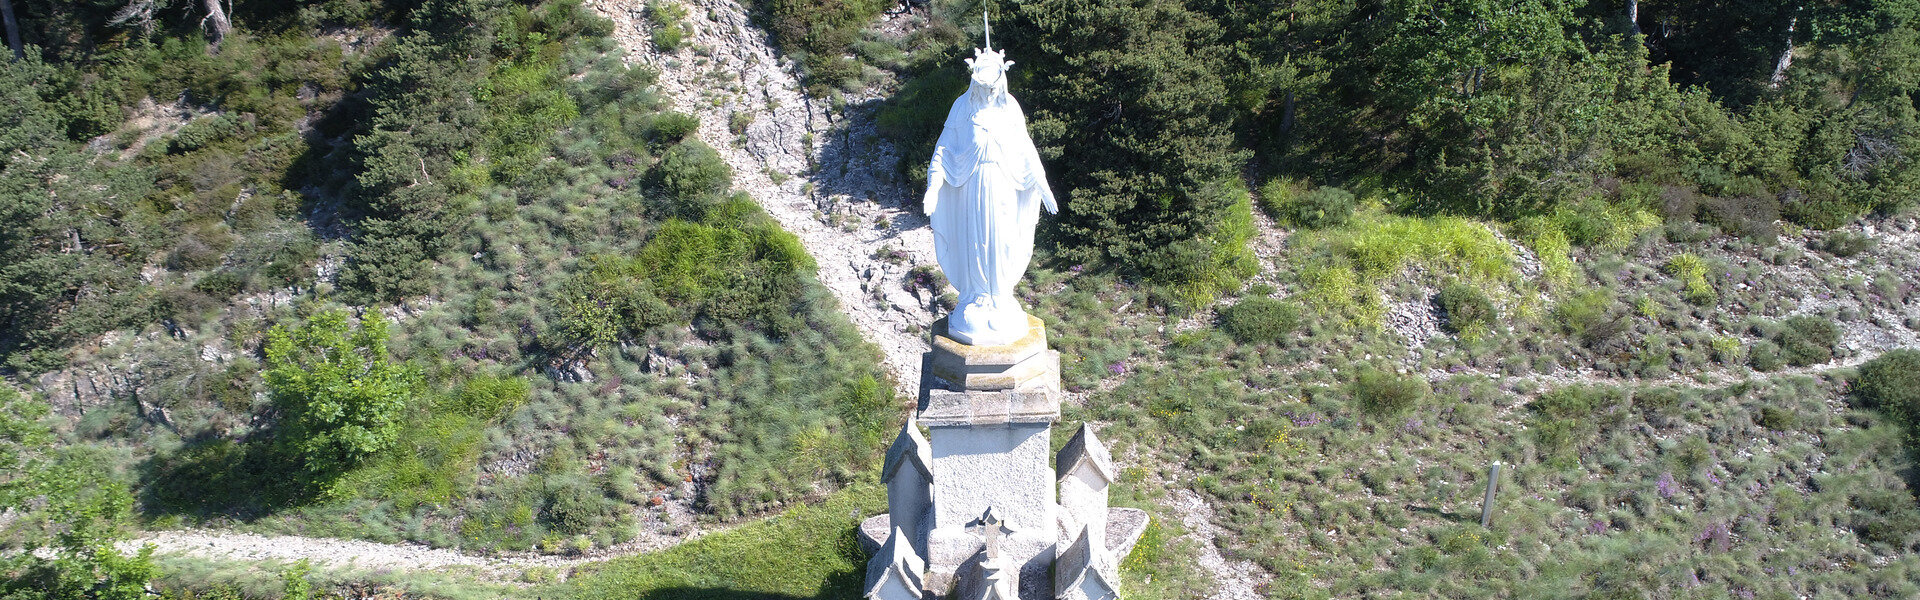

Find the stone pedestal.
[
  {"left": 862, "top": 315, "right": 1144, "bottom": 600},
  {"left": 920, "top": 316, "right": 1060, "bottom": 599}
]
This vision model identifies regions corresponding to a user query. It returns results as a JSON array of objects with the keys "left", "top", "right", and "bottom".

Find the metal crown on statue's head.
[{"left": 963, "top": 10, "right": 1010, "bottom": 80}]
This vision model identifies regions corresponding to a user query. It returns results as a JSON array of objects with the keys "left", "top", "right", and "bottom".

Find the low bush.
[
  {"left": 1553, "top": 289, "right": 1623, "bottom": 349},
  {"left": 1755, "top": 406, "right": 1798, "bottom": 431},
  {"left": 543, "top": 475, "right": 613, "bottom": 536},
  {"left": 1220, "top": 298, "right": 1301, "bottom": 344},
  {"left": 169, "top": 114, "right": 247, "bottom": 154},
  {"left": 650, "top": 139, "right": 734, "bottom": 219},
  {"left": 1435, "top": 282, "right": 1494, "bottom": 339},
  {"left": 452, "top": 374, "right": 531, "bottom": 421},
  {"left": 1662, "top": 253, "right": 1715, "bottom": 305},
  {"left": 1352, "top": 367, "right": 1428, "bottom": 419},
  {"left": 1697, "top": 194, "right": 1779, "bottom": 242},
  {"left": 1811, "top": 231, "right": 1875, "bottom": 257},
  {"left": 645, "top": 1, "right": 688, "bottom": 52},
  {"left": 1855, "top": 349, "right": 1920, "bottom": 424},
  {"left": 1265, "top": 182, "right": 1355, "bottom": 229},
  {"left": 1777, "top": 315, "right": 1840, "bottom": 367},
  {"left": 1852, "top": 488, "right": 1920, "bottom": 551},
  {"left": 1632, "top": 387, "right": 1685, "bottom": 426},
  {"left": 1528, "top": 386, "right": 1629, "bottom": 464},
  {"left": 1782, "top": 191, "right": 1866, "bottom": 230},
  {"left": 647, "top": 112, "right": 700, "bottom": 146},
  {"left": 1749, "top": 339, "right": 1785, "bottom": 371}
]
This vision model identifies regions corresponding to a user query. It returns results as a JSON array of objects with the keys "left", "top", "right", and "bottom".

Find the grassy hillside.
[
  {"left": 3, "top": 0, "right": 1920, "bottom": 599},
  {"left": 3, "top": 1, "right": 902, "bottom": 597}
]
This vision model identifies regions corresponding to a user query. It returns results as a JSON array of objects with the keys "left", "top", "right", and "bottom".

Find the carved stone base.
[{"left": 926, "top": 315, "right": 1060, "bottom": 393}]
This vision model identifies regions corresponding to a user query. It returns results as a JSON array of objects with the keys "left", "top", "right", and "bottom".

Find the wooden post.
[{"left": 1480, "top": 461, "right": 1501, "bottom": 528}]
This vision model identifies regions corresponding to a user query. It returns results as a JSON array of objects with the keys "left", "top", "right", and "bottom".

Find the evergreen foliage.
[
  {"left": 1271, "top": 184, "right": 1356, "bottom": 230},
  {"left": 748, "top": 0, "right": 893, "bottom": 94},
  {"left": 1004, "top": 0, "right": 1255, "bottom": 298},
  {"left": 343, "top": 0, "right": 604, "bottom": 302},
  {"left": 0, "top": 55, "right": 150, "bottom": 372}
]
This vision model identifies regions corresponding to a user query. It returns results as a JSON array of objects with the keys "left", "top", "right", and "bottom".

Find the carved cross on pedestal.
[{"left": 968, "top": 507, "right": 1013, "bottom": 559}]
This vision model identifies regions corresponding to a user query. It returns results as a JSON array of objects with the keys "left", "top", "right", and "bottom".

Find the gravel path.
[
  {"left": 588, "top": 0, "right": 940, "bottom": 396},
  {"left": 123, "top": 521, "right": 734, "bottom": 582}
]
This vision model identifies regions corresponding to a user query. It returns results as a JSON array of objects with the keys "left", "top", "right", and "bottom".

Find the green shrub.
[
  {"left": 1220, "top": 298, "right": 1301, "bottom": 344},
  {"left": 598, "top": 214, "right": 815, "bottom": 335},
  {"left": 1777, "top": 315, "right": 1839, "bottom": 367},
  {"left": 1855, "top": 349, "right": 1920, "bottom": 424},
  {"left": 543, "top": 475, "right": 610, "bottom": 536},
  {"left": 651, "top": 139, "right": 733, "bottom": 218},
  {"left": 1698, "top": 194, "right": 1779, "bottom": 242},
  {"left": 1783, "top": 193, "right": 1866, "bottom": 230},
  {"left": 1552, "top": 289, "right": 1622, "bottom": 348},
  {"left": 645, "top": 1, "right": 689, "bottom": 52},
  {"left": 1435, "top": 282, "right": 1494, "bottom": 339},
  {"left": 755, "top": 0, "right": 892, "bottom": 93},
  {"left": 453, "top": 374, "right": 530, "bottom": 421},
  {"left": 1662, "top": 253, "right": 1715, "bottom": 305},
  {"left": 1266, "top": 182, "right": 1355, "bottom": 229},
  {"left": 169, "top": 114, "right": 245, "bottom": 154},
  {"left": 1755, "top": 406, "right": 1798, "bottom": 431},
  {"left": 1811, "top": 231, "right": 1875, "bottom": 257},
  {"left": 0, "top": 389, "right": 158, "bottom": 598},
  {"left": 1748, "top": 339, "right": 1785, "bottom": 371},
  {"left": 1528, "top": 386, "right": 1628, "bottom": 464},
  {"left": 1352, "top": 367, "right": 1428, "bottom": 419},
  {"left": 647, "top": 112, "right": 700, "bottom": 146},
  {"left": 1852, "top": 488, "right": 1920, "bottom": 551},
  {"left": 264, "top": 310, "right": 417, "bottom": 492},
  {"left": 191, "top": 270, "right": 248, "bottom": 298},
  {"left": 1632, "top": 387, "right": 1684, "bottom": 425}
]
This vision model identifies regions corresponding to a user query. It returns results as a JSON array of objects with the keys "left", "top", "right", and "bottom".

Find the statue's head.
[{"left": 964, "top": 47, "right": 1011, "bottom": 99}]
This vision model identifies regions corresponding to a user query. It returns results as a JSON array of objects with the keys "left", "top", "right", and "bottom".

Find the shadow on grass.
[
  {"left": 137, "top": 436, "right": 315, "bottom": 522},
  {"left": 552, "top": 483, "right": 884, "bottom": 600},
  {"left": 621, "top": 583, "right": 854, "bottom": 600},
  {"left": 1407, "top": 504, "right": 1476, "bottom": 524}
]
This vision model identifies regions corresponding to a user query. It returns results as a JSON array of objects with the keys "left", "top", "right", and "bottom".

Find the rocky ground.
[{"left": 587, "top": 0, "right": 943, "bottom": 398}]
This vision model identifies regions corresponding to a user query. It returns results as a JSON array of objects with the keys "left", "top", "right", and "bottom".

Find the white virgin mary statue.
[{"left": 924, "top": 19, "right": 1057, "bottom": 346}]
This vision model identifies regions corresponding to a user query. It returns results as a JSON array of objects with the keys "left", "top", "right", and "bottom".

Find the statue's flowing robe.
[{"left": 925, "top": 91, "right": 1056, "bottom": 308}]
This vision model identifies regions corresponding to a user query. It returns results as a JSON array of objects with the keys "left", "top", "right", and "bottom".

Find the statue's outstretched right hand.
[{"left": 923, "top": 179, "right": 941, "bottom": 215}]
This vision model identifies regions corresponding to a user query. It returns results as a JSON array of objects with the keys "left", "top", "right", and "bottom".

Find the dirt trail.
[{"left": 120, "top": 527, "right": 723, "bottom": 582}]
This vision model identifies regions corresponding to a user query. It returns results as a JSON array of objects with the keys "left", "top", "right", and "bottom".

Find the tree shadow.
[
  {"left": 628, "top": 589, "right": 826, "bottom": 600},
  {"left": 137, "top": 435, "right": 314, "bottom": 522}
]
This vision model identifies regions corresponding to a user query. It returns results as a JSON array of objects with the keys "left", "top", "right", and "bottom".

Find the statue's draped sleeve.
[{"left": 926, "top": 96, "right": 1056, "bottom": 215}]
